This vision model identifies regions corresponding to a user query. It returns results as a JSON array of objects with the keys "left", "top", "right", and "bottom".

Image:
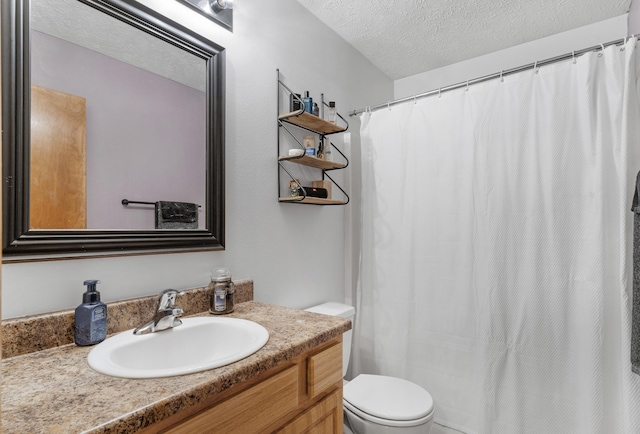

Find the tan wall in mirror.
[{"left": 30, "top": 85, "right": 87, "bottom": 229}]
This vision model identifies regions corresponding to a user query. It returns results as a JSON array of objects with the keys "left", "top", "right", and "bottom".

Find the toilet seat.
[
  {"left": 344, "top": 399, "right": 434, "bottom": 428},
  {"left": 343, "top": 374, "right": 434, "bottom": 427}
]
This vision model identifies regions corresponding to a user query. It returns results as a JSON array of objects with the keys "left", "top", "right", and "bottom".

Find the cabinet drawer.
[
  {"left": 307, "top": 343, "right": 342, "bottom": 398},
  {"left": 162, "top": 365, "right": 299, "bottom": 434},
  {"left": 276, "top": 389, "right": 342, "bottom": 434}
]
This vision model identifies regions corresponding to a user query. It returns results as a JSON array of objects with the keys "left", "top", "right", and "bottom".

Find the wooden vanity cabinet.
[{"left": 142, "top": 337, "right": 343, "bottom": 434}]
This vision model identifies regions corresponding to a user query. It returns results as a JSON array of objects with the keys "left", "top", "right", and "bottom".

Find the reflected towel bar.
[
  {"left": 122, "top": 199, "right": 155, "bottom": 206},
  {"left": 121, "top": 199, "right": 201, "bottom": 207}
]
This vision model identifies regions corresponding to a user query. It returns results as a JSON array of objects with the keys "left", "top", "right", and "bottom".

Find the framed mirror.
[{"left": 2, "top": 0, "right": 226, "bottom": 260}]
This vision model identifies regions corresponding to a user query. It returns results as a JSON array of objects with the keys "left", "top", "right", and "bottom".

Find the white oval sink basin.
[{"left": 87, "top": 317, "right": 269, "bottom": 378}]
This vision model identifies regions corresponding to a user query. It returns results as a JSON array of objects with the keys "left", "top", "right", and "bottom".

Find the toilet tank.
[{"left": 305, "top": 302, "right": 355, "bottom": 378}]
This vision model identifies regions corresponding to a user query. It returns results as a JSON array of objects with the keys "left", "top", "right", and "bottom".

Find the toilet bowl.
[
  {"left": 344, "top": 374, "right": 434, "bottom": 434},
  {"left": 305, "top": 302, "right": 434, "bottom": 434}
]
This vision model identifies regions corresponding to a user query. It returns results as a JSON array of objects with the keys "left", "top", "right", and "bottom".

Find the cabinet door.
[
  {"left": 162, "top": 366, "right": 299, "bottom": 434},
  {"left": 276, "top": 389, "right": 342, "bottom": 434}
]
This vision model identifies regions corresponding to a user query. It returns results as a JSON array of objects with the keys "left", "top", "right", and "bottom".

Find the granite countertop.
[{"left": 1, "top": 301, "right": 351, "bottom": 433}]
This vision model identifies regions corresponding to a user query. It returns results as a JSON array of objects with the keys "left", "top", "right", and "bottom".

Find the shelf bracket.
[{"left": 322, "top": 171, "right": 350, "bottom": 205}]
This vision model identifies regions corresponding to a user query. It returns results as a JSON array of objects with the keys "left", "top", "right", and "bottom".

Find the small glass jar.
[
  {"left": 209, "top": 267, "right": 235, "bottom": 315},
  {"left": 289, "top": 179, "right": 301, "bottom": 197}
]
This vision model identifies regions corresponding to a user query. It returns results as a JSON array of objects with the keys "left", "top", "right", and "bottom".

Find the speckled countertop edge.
[{"left": 1, "top": 301, "right": 351, "bottom": 434}]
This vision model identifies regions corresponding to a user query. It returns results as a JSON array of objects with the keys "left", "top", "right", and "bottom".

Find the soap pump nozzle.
[{"left": 82, "top": 279, "right": 102, "bottom": 303}]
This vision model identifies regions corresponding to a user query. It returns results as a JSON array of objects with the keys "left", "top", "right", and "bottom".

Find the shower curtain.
[{"left": 354, "top": 38, "right": 640, "bottom": 434}]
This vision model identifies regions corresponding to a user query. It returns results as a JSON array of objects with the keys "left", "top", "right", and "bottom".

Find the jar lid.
[{"left": 211, "top": 267, "right": 232, "bottom": 282}]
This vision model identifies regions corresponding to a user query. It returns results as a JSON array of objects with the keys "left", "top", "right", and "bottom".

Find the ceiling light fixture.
[
  {"left": 176, "top": 0, "right": 234, "bottom": 31},
  {"left": 212, "top": 0, "right": 234, "bottom": 10}
]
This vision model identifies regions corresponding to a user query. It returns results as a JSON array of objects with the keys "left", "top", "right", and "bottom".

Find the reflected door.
[{"left": 30, "top": 85, "right": 87, "bottom": 229}]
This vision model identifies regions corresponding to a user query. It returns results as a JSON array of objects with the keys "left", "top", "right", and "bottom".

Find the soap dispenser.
[{"left": 74, "top": 280, "right": 107, "bottom": 346}]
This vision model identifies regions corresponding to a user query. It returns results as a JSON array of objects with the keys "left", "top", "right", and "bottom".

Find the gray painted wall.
[
  {"left": 630, "top": 0, "right": 640, "bottom": 34},
  {"left": 2, "top": 0, "right": 393, "bottom": 318}
]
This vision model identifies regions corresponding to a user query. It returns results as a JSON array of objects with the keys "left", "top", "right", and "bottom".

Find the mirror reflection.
[
  {"left": 30, "top": 0, "right": 207, "bottom": 230},
  {"left": 2, "top": 0, "right": 225, "bottom": 258}
]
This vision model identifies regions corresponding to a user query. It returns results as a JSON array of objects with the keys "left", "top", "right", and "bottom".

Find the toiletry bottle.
[
  {"left": 290, "top": 93, "right": 302, "bottom": 112},
  {"left": 303, "top": 135, "right": 316, "bottom": 156},
  {"left": 303, "top": 91, "right": 313, "bottom": 114},
  {"left": 313, "top": 102, "right": 320, "bottom": 117},
  {"left": 317, "top": 136, "right": 325, "bottom": 160},
  {"left": 323, "top": 136, "right": 332, "bottom": 161},
  {"left": 74, "top": 280, "right": 107, "bottom": 346},
  {"left": 327, "top": 101, "right": 337, "bottom": 124}
]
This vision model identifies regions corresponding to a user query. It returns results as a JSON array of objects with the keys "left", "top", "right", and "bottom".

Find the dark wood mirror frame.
[{"left": 2, "top": 0, "right": 225, "bottom": 261}]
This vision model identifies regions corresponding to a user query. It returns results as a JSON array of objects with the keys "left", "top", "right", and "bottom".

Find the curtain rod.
[{"left": 349, "top": 37, "right": 630, "bottom": 116}]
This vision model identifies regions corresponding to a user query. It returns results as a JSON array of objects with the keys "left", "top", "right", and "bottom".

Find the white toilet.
[{"left": 306, "top": 302, "right": 434, "bottom": 434}]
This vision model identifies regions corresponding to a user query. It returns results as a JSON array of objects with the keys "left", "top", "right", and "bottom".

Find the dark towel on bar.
[
  {"left": 631, "top": 171, "right": 640, "bottom": 375},
  {"left": 155, "top": 201, "right": 198, "bottom": 229}
]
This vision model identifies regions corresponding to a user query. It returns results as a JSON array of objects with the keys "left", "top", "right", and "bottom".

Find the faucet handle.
[{"left": 157, "top": 289, "right": 185, "bottom": 310}]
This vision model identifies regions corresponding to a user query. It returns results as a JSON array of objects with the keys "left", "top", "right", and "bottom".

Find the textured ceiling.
[
  {"left": 32, "top": 0, "right": 206, "bottom": 91},
  {"left": 297, "top": 0, "right": 632, "bottom": 80}
]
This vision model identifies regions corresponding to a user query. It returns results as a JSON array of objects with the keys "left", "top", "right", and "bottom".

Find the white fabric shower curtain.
[{"left": 354, "top": 39, "right": 640, "bottom": 434}]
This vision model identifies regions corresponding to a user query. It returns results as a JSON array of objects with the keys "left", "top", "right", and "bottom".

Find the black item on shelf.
[
  {"left": 290, "top": 93, "right": 302, "bottom": 111},
  {"left": 302, "top": 187, "right": 328, "bottom": 199}
]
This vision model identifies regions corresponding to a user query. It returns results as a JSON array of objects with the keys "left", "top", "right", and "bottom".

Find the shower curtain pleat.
[
  {"left": 355, "top": 39, "right": 640, "bottom": 434},
  {"left": 631, "top": 172, "right": 640, "bottom": 374}
]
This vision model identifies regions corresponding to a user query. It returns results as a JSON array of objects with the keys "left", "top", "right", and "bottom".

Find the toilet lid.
[{"left": 343, "top": 374, "right": 434, "bottom": 421}]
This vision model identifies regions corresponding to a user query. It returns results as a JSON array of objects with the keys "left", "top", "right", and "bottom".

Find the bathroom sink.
[{"left": 87, "top": 317, "right": 269, "bottom": 378}]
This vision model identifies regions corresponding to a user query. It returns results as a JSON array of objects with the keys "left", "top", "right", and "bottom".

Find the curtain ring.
[
  {"left": 598, "top": 43, "right": 605, "bottom": 57},
  {"left": 438, "top": 88, "right": 442, "bottom": 99},
  {"left": 466, "top": 80, "right": 469, "bottom": 92},
  {"left": 572, "top": 50, "right": 576, "bottom": 64},
  {"left": 388, "top": 101, "right": 391, "bottom": 111},
  {"left": 534, "top": 61, "right": 539, "bottom": 74},
  {"left": 414, "top": 95, "right": 417, "bottom": 105},
  {"left": 500, "top": 70, "right": 504, "bottom": 82}
]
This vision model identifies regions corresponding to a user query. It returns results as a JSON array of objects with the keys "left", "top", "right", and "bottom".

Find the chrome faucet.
[{"left": 133, "top": 289, "right": 185, "bottom": 335}]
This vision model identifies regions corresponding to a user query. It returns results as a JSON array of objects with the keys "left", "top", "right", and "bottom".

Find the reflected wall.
[{"left": 32, "top": 31, "right": 206, "bottom": 230}]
